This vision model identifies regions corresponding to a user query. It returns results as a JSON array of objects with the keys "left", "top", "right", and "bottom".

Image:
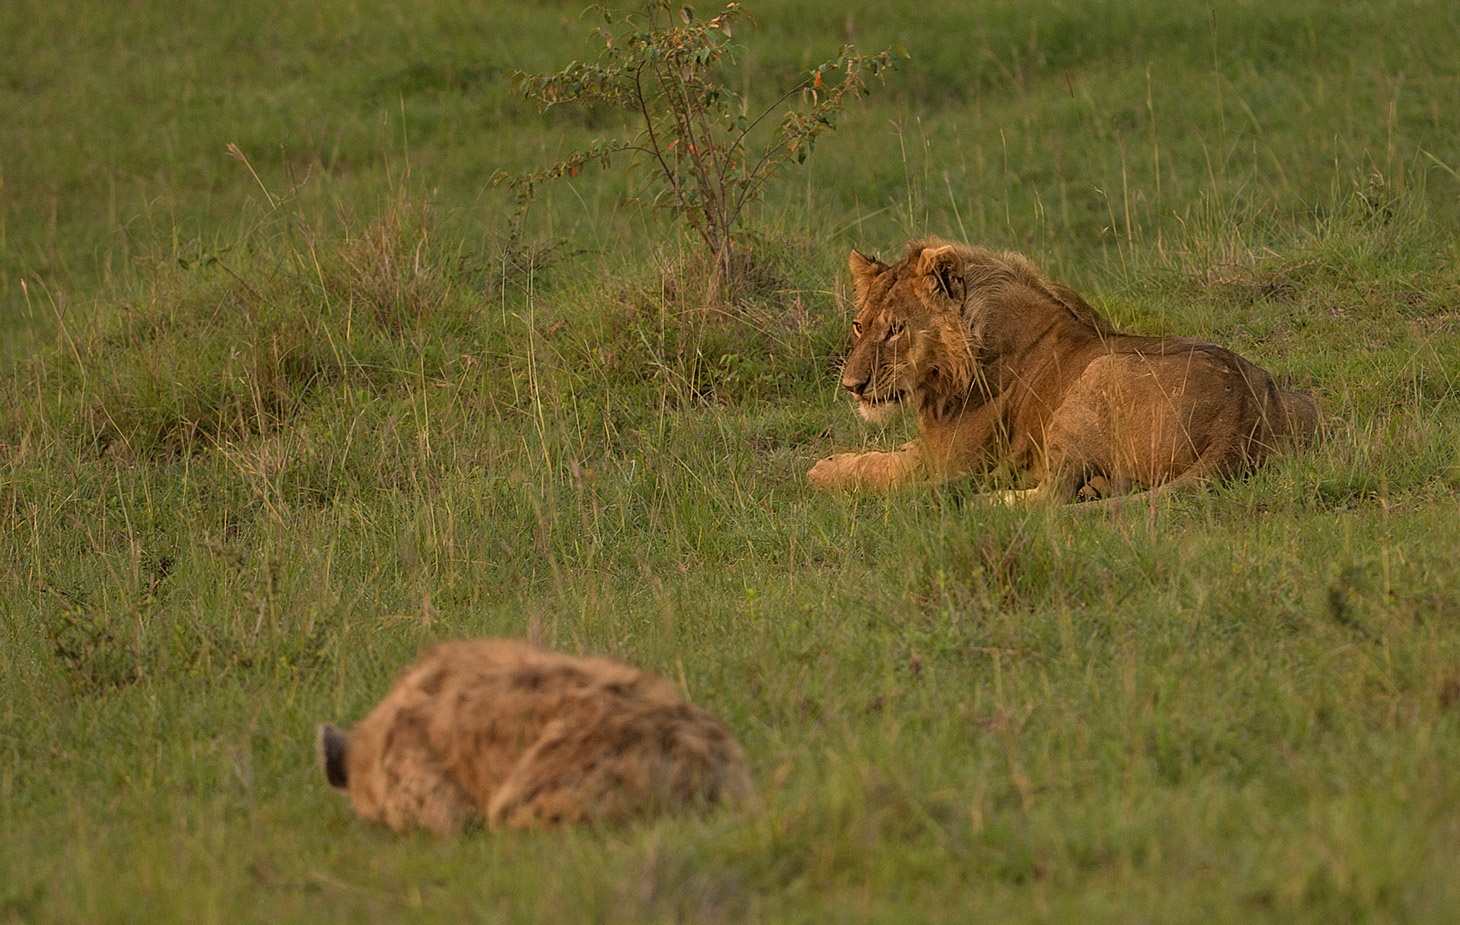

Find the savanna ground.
[{"left": 3, "top": 1, "right": 1460, "bottom": 921}]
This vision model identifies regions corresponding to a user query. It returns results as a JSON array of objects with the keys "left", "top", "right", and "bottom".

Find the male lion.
[
  {"left": 317, "top": 638, "right": 752, "bottom": 834},
  {"left": 808, "top": 237, "right": 1319, "bottom": 502}
]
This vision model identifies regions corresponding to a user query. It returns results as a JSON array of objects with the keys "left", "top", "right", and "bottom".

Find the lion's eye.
[{"left": 851, "top": 320, "right": 863, "bottom": 337}]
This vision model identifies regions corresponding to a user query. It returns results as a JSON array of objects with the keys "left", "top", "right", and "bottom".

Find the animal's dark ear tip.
[
  {"left": 918, "top": 245, "right": 964, "bottom": 300},
  {"left": 317, "top": 723, "right": 349, "bottom": 790}
]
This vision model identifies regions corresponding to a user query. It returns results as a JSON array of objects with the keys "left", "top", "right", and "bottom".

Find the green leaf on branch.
[{"left": 499, "top": 1, "right": 906, "bottom": 297}]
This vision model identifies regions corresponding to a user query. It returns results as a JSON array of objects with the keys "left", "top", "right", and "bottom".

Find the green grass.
[{"left": 3, "top": 0, "right": 1460, "bottom": 921}]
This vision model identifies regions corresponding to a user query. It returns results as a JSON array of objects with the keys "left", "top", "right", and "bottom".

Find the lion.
[
  {"left": 317, "top": 638, "right": 752, "bottom": 834},
  {"left": 807, "top": 237, "right": 1320, "bottom": 502}
]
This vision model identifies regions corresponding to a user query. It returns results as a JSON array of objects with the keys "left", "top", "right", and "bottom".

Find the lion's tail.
[{"left": 1269, "top": 388, "right": 1322, "bottom": 448}]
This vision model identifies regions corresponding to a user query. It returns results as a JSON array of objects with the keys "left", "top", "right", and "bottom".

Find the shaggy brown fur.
[
  {"left": 317, "top": 639, "right": 753, "bottom": 834},
  {"left": 808, "top": 237, "right": 1320, "bottom": 502}
]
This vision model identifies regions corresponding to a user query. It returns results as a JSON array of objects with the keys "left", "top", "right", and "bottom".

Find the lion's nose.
[{"left": 841, "top": 373, "right": 868, "bottom": 397}]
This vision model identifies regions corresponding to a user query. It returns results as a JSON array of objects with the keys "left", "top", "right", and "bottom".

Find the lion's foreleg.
[{"left": 807, "top": 444, "right": 924, "bottom": 492}]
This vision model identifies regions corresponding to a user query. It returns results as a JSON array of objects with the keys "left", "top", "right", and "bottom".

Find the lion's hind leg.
[
  {"left": 980, "top": 463, "right": 1200, "bottom": 511},
  {"left": 1074, "top": 474, "right": 1136, "bottom": 502},
  {"left": 1072, "top": 443, "right": 1246, "bottom": 511},
  {"left": 1071, "top": 471, "right": 1207, "bottom": 512}
]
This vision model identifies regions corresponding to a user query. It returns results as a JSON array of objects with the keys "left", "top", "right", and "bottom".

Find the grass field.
[{"left": 3, "top": 0, "right": 1460, "bottom": 921}]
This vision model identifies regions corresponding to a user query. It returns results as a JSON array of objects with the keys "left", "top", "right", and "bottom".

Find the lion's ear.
[
  {"left": 848, "top": 249, "right": 884, "bottom": 296},
  {"left": 920, "top": 245, "right": 966, "bottom": 304}
]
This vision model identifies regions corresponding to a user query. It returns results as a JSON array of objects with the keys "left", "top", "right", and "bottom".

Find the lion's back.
[{"left": 1052, "top": 337, "right": 1307, "bottom": 484}]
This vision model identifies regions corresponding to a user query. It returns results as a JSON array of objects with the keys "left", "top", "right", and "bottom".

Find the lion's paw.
[{"left": 807, "top": 454, "right": 857, "bottom": 490}]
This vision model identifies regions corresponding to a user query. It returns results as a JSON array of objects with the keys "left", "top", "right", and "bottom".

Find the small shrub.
[{"left": 501, "top": 1, "right": 906, "bottom": 299}]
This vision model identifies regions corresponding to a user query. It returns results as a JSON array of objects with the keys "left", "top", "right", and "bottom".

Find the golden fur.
[
  {"left": 808, "top": 238, "right": 1320, "bottom": 501},
  {"left": 317, "top": 638, "right": 752, "bottom": 834}
]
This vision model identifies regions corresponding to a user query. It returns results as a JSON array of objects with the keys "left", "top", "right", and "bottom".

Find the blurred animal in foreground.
[{"left": 318, "top": 638, "right": 752, "bottom": 833}]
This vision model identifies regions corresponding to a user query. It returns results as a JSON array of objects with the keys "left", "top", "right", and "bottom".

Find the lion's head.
[{"left": 840, "top": 238, "right": 976, "bottom": 423}]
